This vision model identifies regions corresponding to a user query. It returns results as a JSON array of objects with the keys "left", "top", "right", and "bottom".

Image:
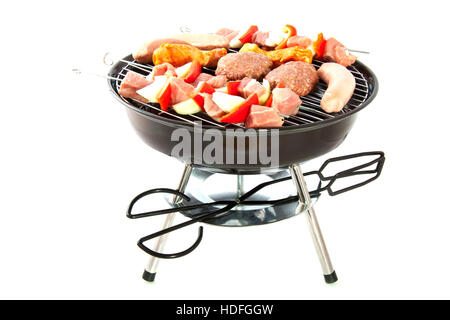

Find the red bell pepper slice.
[
  {"left": 227, "top": 81, "right": 241, "bottom": 96},
  {"left": 183, "top": 60, "right": 201, "bottom": 83},
  {"left": 239, "top": 25, "right": 259, "bottom": 44},
  {"left": 192, "top": 93, "right": 205, "bottom": 111},
  {"left": 220, "top": 93, "right": 259, "bottom": 123},
  {"left": 264, "top": 94, "right": 273, "bottom": 107},
  {"left": 197, "top": 81, "right": 215, "bottom": 94},
  {"left": 313, "top": 33, "right": 326, "bottom": 60},
  {"left": 275, "top": 24, "right": 297, "bottom": 50},
  {"left": 156, "top": 79, "right": 171, "bottom": 111}
]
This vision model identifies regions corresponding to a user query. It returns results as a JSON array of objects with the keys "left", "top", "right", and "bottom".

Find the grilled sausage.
[
  {"left": 172, "top": 33, "right": 229, "bottom": 50},
  {"left": 317, "top": 62, "right": 356, "bottom": 113}
]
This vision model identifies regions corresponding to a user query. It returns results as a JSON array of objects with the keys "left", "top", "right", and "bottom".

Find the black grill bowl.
[{"left": 108, "top": 55, "right": 378, "bottom": 174}]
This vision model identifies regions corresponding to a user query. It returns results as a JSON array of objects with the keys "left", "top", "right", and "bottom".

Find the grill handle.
[
  {"left": 103, "top": 52, "right": 116, "bottom": 66},
  {"left": 310, "top": 151, "right": 385, "bottom": 196}
]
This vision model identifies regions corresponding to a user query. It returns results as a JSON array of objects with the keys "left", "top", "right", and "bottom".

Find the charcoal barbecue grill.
[{"left": 106, "top": 52, "right": 384, "bottom": 284}]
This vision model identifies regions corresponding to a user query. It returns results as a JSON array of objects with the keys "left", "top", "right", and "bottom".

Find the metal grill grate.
[{"left": 110, "top": 55, "right": 370, "bottom": 129}]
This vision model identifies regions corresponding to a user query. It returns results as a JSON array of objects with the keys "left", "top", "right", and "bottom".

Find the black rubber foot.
[
  {"left": 142, "top": 270, "right": 156, "bottom": 282},
  {"left": 324, "top": 271, "right": 338, "bottom": 284}
]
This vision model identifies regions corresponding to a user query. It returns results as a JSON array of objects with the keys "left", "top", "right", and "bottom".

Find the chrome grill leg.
[
  {"left": 142, "top": 164, "right": 193, "bottom": 282},
  {"left": 237, "top": 174, "right": 244, "bottom": 197},
  {"left": 289, "top": 164, "right": 338, "bottom": 284}
]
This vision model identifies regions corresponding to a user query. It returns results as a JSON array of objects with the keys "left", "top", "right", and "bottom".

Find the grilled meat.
[
  {"left": 192, "top": 73, "right": 214, "bottom": 88},
  {"left": 317, "top": 62, "right": 355, "bottom": 113},
  {"left": 272, "top": 88, "right": 302, "bottom": 116},
  {"left": 118, "top": 71, "right": 151, "bottom": 103},
  {"left": 133, "top": 38, "right": 189, "bottom": 64},
  {"left": 206, "top": 75, "right": 227, "bottom": 88},
  {"left": 239, "top": 43, "right": 313, "bottom": 66},
  {"left": 147, "top": 63, "right": 177, "bottom": 81},
  {"left": 237, "top": 77, "right": 252, "bottom": 96},
  {"left": 215, "top": 28, "right": 240, "bottom": 42},
  {"left": 203, "top": 94, "right": 226, "bottom": 121},
  {"left": 169, "top": 77, "right": 195, "bottom": 105},
  {"left": 171, "top": 33, "right": 229, "bottom": 50},
  {"left": 242, "top": 79, "right": 266, "bottom": 99},
  {"left": 215, "top": 52, "right": 273, "bottom": 81},
  {"left": 153, "top": 43, "right": 227, "bottom": 68},
  {"left": 245, "top": 105, "right": 284, "bottom": 128},
  {"left": 286, "top": 36, "right": 313, "bottom": 49},
  {"left": 133, "top": 33, "right": 230, "bottom": 64},
  {"left": 323, "top": 38, "right": 357, "bottom": 67},
  {"left": 251, "top": 31, "right": 271, "bottom": 47},
  {"left": 265, "top": 61, "right": 318, "bottom": 96}
]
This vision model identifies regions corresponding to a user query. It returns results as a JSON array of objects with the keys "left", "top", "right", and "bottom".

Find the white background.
[{"left": 1, "top": 0, "right": 449, "bottom": 299}]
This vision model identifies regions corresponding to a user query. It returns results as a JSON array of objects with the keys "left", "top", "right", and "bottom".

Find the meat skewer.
[
  {"left": 223, "top": 25, "right": 366, "bottom": 66},
  {"left": 93, "top": 28, "right": 362, "bottom": 127}
]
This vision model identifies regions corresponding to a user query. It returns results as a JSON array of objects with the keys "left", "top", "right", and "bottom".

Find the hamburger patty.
[
  {"left": 264, "top": 61, "right": 318, "bottom": 96},
  {"left": 215, "top": 52, "right": 273, "bottom": 81}
]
